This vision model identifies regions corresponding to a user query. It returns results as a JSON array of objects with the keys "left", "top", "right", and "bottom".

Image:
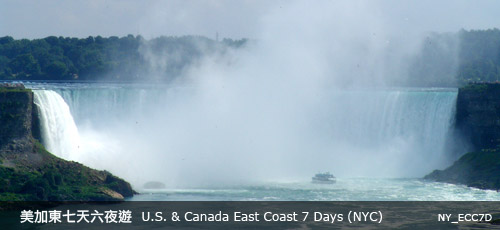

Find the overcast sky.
[{"left": 1, "top": 0, "right": 499, "bottom": 40}]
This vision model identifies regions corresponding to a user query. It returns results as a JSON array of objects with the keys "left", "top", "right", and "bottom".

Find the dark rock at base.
[
  {"left": 105, "top": 173, "right": 137, "bottom": 197},
  {"left": 424, "top": 150, "right": 500, "bottom": 191}
]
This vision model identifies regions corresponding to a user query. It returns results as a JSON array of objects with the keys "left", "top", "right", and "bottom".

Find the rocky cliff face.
[
  {"left": 426, "top": 83, "right": 500, "bottom": 190},
  {"left": 456, "top": 83, "right": 500, "bottom": 150},
  {"left": 0, "top": 88, "right": 36, "bottom": 153},
  {"left": 0, "top": 86, "right": 135, "bottom": 201}
]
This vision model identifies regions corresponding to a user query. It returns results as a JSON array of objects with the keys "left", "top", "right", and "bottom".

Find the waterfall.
[
  {"left": 313, "top": 89, "right": 458, "bottom": 176},
  {"left": 33, "top": 90, "right": 81, "bottom": 160},
  {"left": 324, "top": 90, "right": 457, "bottom": 155},
  {"left": 29, "top": 84, "right": 460, "bottom": 185}
]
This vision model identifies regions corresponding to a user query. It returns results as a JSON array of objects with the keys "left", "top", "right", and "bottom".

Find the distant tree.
[
  {"left": 8, "top": 53, "right": 40, "bottom": 78},
  {"left": 0, "top": 36, "right": 14, "bottom": 45},
  {"left": 45, "top": 61, "right": 68, "bottom": 78}
]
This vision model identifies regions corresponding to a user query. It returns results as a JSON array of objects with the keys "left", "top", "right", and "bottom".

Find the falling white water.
[{"left": 33, "top": 90, "right": 81, "bottom": 160}]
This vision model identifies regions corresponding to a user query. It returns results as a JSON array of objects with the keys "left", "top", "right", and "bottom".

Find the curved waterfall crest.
[{"left": 33, "top": 90, "right": 81, "bottom": 160}]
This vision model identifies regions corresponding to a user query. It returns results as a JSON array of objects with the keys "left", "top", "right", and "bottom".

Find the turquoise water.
[{"left": 130, "top": 178, "right": 500, "bottom": 201}]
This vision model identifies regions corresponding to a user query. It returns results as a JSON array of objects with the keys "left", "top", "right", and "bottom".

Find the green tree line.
[
  {"left": 0, "top": 35, "right": 246, "bottom": 81},
  {"left": 1, "top": 29, "right": 500, "bottom": 86}
]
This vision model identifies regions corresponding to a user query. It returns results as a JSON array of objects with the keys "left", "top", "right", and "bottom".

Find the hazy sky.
[{"left": 0, "top": 0, "right": 499, "bottom": 39}]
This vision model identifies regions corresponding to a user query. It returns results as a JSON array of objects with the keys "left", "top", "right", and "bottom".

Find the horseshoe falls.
[{"left": 29, "top": 84, "right": 500, "bottom": 201}]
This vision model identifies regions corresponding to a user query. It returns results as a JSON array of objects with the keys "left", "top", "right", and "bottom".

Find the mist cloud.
[{"left": 47, "top": 1, "right": 469, "bottom": 189}]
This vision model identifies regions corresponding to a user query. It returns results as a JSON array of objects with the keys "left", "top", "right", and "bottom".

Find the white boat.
[{"left": 312, "top": 172, "right": 336, "bottom": 184}]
